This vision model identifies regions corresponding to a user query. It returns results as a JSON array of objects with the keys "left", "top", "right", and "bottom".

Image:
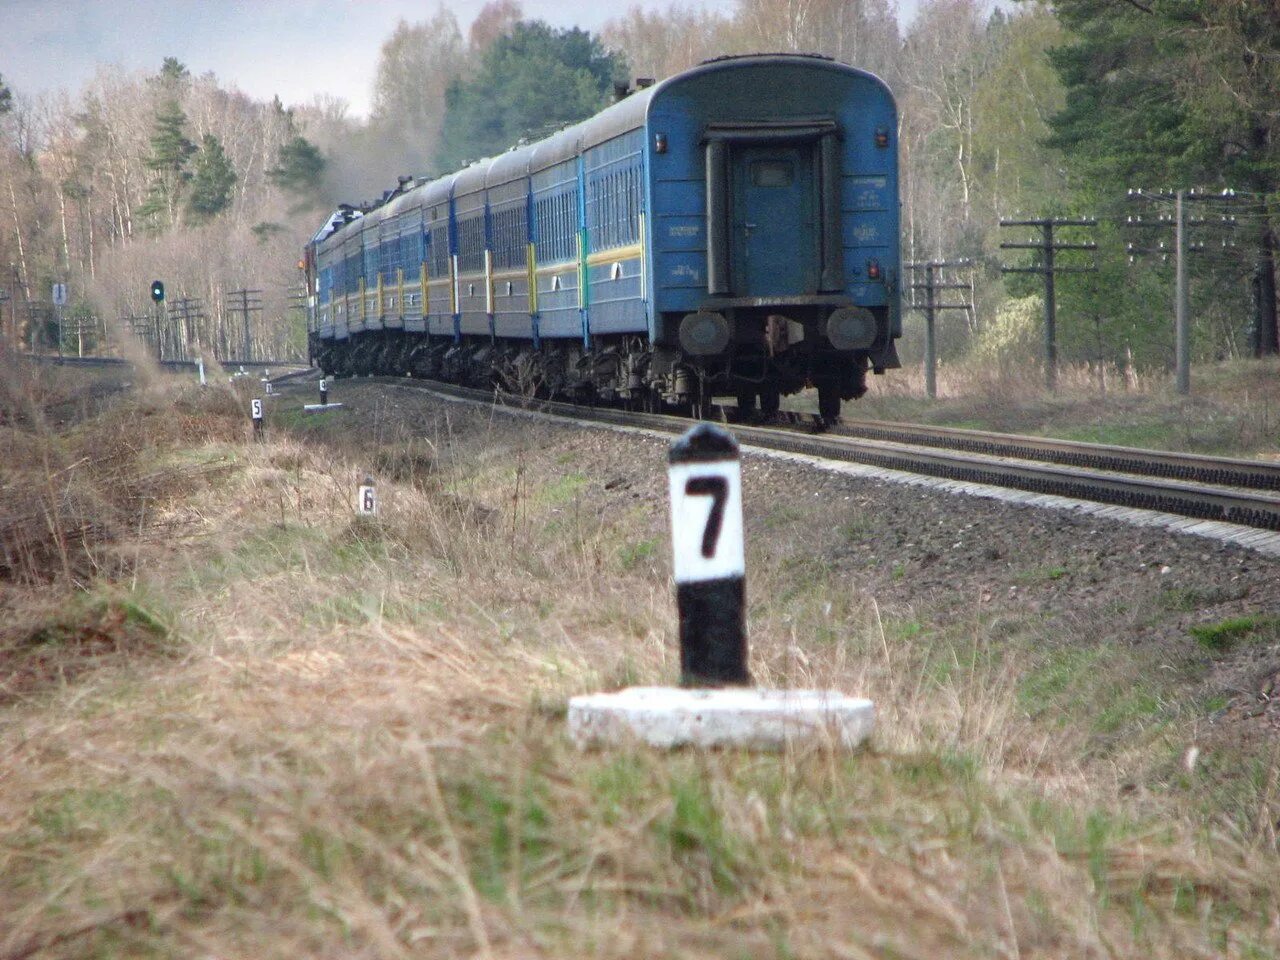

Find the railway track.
[
  {"left": 17, "top": 353, "right": 300, "bottom": 372},
  {"left": 833, "top": 418, "right": 1280, "bottom": 493},
  {"left": 334, "top": 375, "right": 1280, "bottom": 538}
]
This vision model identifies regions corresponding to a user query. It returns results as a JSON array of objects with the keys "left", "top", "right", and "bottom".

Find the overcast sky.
[{"left": 1, "top": 0, "right": 927, "bottom": 118}]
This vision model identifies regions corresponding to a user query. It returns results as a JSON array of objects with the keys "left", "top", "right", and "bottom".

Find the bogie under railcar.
[{"left": 304, "top": 53, "right": 900, "bottom": 422}]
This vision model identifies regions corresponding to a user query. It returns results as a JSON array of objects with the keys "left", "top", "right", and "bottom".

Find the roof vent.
[{"left": 635, "top": 77, "right": 655, "bottom": 89}]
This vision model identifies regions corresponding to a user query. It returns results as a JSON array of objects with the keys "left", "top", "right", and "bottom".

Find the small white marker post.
[
  {"left": 197, "top": 356, "right": 206, "bottom": 386},
  {"left": 263, "top": 378, "right": 274, "bottom": 396},
  {"left": 668, "top": 423, "right": 748, "bottom": 685},
  {"left": 304, "top": 376, "right": 343, "bottom": 413},
  {"left": 250, "top": 397, "right": 264, "bottom": 442},
  {"left": 568, "top": 423, "right": 875, "bottom": 751},
  {"left": 357, "top": 475, "right": 378, "bottom": 517}
]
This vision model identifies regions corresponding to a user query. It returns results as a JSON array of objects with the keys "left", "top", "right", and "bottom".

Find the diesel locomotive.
[{"left": 303, "top": 53, "right": 900, "bottom": 421}]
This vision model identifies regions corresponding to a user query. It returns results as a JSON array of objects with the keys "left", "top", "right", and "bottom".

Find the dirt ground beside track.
[
  {"left": 5, "top": 370, "right": 1280, "bottom": 958},
  {"left": 333, "top": 379, "right": 1280, "bottom": 757}
]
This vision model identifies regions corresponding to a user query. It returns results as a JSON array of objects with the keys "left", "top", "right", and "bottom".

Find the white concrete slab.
[
  {"left": 568, "top": 686, "right": 874, "bottom": 751},
  {"left": 303, "top": 403, "right": 345, "bottom": 412}
]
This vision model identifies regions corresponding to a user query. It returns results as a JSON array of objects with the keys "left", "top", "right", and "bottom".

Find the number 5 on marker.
[
  {"left": 251, "top": 398, "right": 263, "bottom": 420},
  {"left": 668, "top": 460, "right": 744, "bottom": 584}
]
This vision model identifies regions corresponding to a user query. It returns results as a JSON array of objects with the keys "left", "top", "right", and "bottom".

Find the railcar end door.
[{"left": 729, "top": 145, "right": 818, "bottom": 298}]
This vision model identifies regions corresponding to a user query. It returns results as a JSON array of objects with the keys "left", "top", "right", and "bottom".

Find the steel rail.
[
  {"left": 833, "top": 418, "right": 1280, "bottom": 492},
  {"left": 358, "top": 376, "right": 1280, "bottom": 533},
  {"left": 16, "top": 353, "right": 302, "bottom": 371}
]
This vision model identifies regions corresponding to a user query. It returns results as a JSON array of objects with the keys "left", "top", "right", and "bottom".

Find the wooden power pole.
[
  {"left": 999, "top": 218, "right": 1098, "bottom": 391},
  {"left": 904, "top": 260, "right": 974, "bottom": 399}
]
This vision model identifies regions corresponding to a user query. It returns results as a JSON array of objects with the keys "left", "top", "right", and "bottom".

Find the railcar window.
[
  {"left": 429, "top": 220, "right": 450, "bottom": 279},
  {"left": 752, "top": 161, "right": 794, "bottom": 188},
  {"left": 380, "top": 229, "right": 396, "bottom": 283},
  {"left": 492, "top": 202, "right": 528, "bottom": 269},
  {"left": 458, "top": 215, "right": 485, "bottom": 273}
]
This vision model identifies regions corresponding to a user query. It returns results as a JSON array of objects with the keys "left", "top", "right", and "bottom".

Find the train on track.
[{"left": 303, "top": 53, "right": 900, "bottom": 421}]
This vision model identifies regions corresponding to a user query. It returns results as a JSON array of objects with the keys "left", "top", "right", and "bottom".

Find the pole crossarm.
[
  {"left": 904, "top": 259, "right": 973, "bottom": 270},
  {"left": 999, "top": 218, "right": 1098, "bottom": 228},
  {"left": 999, "top": 242, "right": 1097, "bottom": 252}
]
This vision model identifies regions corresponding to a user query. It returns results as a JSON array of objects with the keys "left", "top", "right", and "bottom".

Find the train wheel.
[
  {"left": 692, "top": 380, "right": 714, "bottom": 420},
  {"left": 759, "top": 386, "right": 780, "bottom": 418},
  {"left": 818, "top": 381, "right": 841, "bottom": 423}
]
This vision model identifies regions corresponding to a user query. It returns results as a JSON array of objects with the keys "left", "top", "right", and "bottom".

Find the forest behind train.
[{"left": 1, "top": 0, "right": 1276, "bottom": 375}]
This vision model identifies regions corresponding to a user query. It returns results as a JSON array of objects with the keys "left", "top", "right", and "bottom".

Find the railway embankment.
[
  {"left": 855, "top": 356, "right": 1280, "bottom": 461},
  {"left": 3, "top": 368, "right": 1280, "bottom": 957}
]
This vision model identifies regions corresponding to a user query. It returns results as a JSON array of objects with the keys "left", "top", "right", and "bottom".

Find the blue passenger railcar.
[{"left": 306, "top": 53, "right": 900, "bottom": 420}]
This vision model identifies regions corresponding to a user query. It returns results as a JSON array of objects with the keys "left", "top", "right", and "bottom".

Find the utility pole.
[
  {"left": 226, "top": 288, "right": 262, "bottom": 364},
  {"left": 1175, "top": 192, "right": 1189, "bottom": 395},
  {"left": 123, "top": 313, "right": 156, "bottom": 355},
  {"left": 166, "top": 297, "right": 206, "bottom": 363},
  {"left": 904, "top": 260, "right": 974, "bottom": 399},
  {"left": 999, "top": 217, "right": 1098, "bottom": 391},
  {"left": 1125, "top": 188, "right": 1238, "bottom": 394}
]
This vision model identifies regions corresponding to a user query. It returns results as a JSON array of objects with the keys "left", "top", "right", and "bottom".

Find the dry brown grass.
[
  {"left": 1, "top": 378, "right": 1278, "bottom": 958},
  {"left": 854, "top": 355, "right": 1280, "bottom": 459}
]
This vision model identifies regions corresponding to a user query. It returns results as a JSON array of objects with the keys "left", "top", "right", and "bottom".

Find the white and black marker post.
[
  {"left": 668, "top": 423, "right": 748, "bottom": 686},
  {"left": 251, "top": 397, "right": 264, "bottom": 442},
  {"left": 197, "top": 356, "right": 206, "bottom": 387},
  {"left": 319, "top": 377, "right": 328, "bottom": 406},
  {"left": 357, "top": 475, "right": 378, "bottom": 516}
]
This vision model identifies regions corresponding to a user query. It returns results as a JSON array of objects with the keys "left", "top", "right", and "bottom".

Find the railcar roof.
[{"left": 311, "top": 53, "right": 894, "bottom": 246}]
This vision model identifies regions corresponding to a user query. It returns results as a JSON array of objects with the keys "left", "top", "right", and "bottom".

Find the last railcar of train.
[{"left": 303, "top": 53, "right": 900, "bottom": 421}]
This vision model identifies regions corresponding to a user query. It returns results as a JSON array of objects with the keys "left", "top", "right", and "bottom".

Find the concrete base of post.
[
  {"left": 568, "top": 686, "right": 874, "bottom": 751},
  {"left": 303, "top": 402, "right": 345, "bottom": 412}
]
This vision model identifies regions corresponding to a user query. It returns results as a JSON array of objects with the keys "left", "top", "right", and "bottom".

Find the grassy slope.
[
  {"left": 1, "top": 374, "right": 1278, "bottom": 958},
  {"left": 851, "top": 358, "right": 1280, "bottom": 459}
]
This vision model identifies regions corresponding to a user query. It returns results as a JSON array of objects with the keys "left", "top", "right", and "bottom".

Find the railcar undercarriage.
[{"left": 312, "top": 313, "right": 884, "bottom": 422}]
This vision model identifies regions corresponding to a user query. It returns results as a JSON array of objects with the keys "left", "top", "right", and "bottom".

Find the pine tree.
[
  {"left": 0, "top": 73, "right": 12, "bottom": 116},
  {"left": 269, "top": 135, "right": 325, "bottom": 198},
  {"left": 138, "top": 98, "right": 196, "bottom": 228},
  {"left": 1045, "top": 1, "right": 1280, "bottom": 355},
  {"left": 436, "top": 20, "right": 626, "bottom": 170},
  {"left": 186, "top": 134, "right": 236, "bottom": 221}
]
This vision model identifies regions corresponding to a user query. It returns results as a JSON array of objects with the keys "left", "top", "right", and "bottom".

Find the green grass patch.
[
  {"left": 1013, "top": 564, "right": 1069, "bottom": 585},
  {"left": 616, "top": 537, "right": 657, "bottom": 572},
  {"left": 1189, "top": 615, "right": 1279, "bottom": 651},
  {"left": 540, "top": 472, "right": 588, "bottom": 505}
]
